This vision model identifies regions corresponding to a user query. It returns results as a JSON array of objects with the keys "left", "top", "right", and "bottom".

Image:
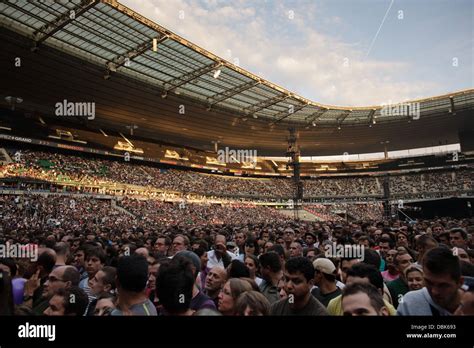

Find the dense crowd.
[
  {"left": 0, "top": 194, "right": 293, "bottom": 237},
  {"left": 1, "top": 149, "right": 473, "bottom": 201},
  {"left": 305, "top": 202, "right": 384, "bottom": 221},
  {"left": 1, "top": 193, "right": 473, "bottom": 316}
]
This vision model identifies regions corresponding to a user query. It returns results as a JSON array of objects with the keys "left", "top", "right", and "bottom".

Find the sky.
[{"left": 120, "top": 0, "right": 473, "bottom": 107}]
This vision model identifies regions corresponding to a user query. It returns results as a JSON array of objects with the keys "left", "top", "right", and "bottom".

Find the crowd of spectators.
[
  {"left": 1, "top": 149, "right": 473, "bottom": 201},
  {"left": 1, "top": 204, "right": 473, "bottom": 316}
]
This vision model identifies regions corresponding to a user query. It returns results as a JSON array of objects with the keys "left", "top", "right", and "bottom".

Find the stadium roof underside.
[{"left": 1, "top": 0, "right": 473, "bottom": 156}]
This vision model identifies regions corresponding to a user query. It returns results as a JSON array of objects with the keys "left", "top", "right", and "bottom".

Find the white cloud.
[{"left": 120, "top": 0, "right": 438, "bottom": 106}]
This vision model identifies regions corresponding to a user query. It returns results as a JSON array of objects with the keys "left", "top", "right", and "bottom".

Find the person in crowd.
[
  {"left": 53, "top": 242, "right": 70, "bottom": 268},
  {"left": 233, "top": 231, "right": 247, "bottom": 256},
  {"left": 311, "top": 258, "right": 341, "bottom": 307},
  {"left": 24, "top": 265, "right": 80, "bottom": 315},
  {"left": 0, "top": 271, "right": 14, "bottom": 315},
  {"left": 227, "top": 260, "right": 250, "bottom": 279},
  {"left": 244, "top": 237, "right": 260, "bottom": 258},
  {"left": 387, "top": 250, "right": 413, "bottom": 308},
  {"left": 328, "top": 263, "right": 396, "bottom": 316},
  {"left": 87, "top": 266, "right": 116, "bottom": 315},
  {"left": 450, "top": 228, "right": 469, "bottom": 249},
  {"left": 174, "top": 251, "right": 216, "bottom": 311},
  {"left": 204, "top": 266, "right": 227, "bottom": 307},
  {"left": 112, "top": 255, "right": 157, "bottom": 316},
  {"left": 235, "top": 291, "right": 271, "bottom": 316},
  {"left": 289, "top": 242, "right": 303, "bottom": 258},
  {"left": 154, "top": 236, "right": 171, "bottom": 257},
  {"left": 415, "top": 235, "right": 438, "bottom": 266},
  {"left": 341, "top": 283, "right": 389, "bottom": 316},
  {"left": 405, "top": 265, "right": 425, "bottom": 291},
  {"left": 43, "top": 286, "right": 88, "bottom": 316},
  {"left": 244, "top": 254, "right": 263, "bottom": 286},
  {"left": 271, "top": 257, "right": 328, "bottom": 316},
  {"left": 79, "top": 247, "right": 106, "bottom": 305},
  {"left": 171, "top": 234, "right": 190, "bottom": 256},
  {"left": 397, "top": 247, "right": 464, "bottom": 315},
  {"left": 217, "top": 278, "right": 253, "bottom": 315},
  {"left": 381, "top": 249, "right": 399, "bottom": 282},
  {"left": 259, "top": 252, "right": 282, "bottom": 305},
  {"left": 93, "top": 293, "right": 116, "bottom": 316},
  {"left": 207, "top": 234, "right": 235, "bottom": 269},
  {"left": 73, "top": 245, "right": 89, "bottom": 282},
  {"left": 454, "top": 282, "right": 474, "bottom": 316},
  {"left": 155, "top": 256, "right": 195, "bottom": 316}
]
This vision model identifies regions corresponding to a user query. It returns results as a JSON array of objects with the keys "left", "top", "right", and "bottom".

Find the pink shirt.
[{"left": 381, "top": 270, "right": 399, "bottom": 282}]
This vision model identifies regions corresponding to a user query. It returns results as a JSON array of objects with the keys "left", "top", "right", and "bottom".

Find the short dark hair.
[
  {"left": 156, "top": 257, "right": 194, "bottom": 314},
  {"left": 259, "top": 252, "right": 282, "bottom": 273},
  {"left": 55, "top": 286, "right": 88, "bottom": 316},
  {"left": 379, "top": 236, "right": 395, "bottom": 248},
  {"left": 117, "top": 255, "right": 148, "bottom": 292},
  {"left": 0, "top": 258, "right": 17, "bottom": 277},
  {"left": 346, "top": 263, "right": 384, "bottom": 291},
  {"left": 362, "top": 249, "right": 381, "bottom": 270},
  {"left": 228, "top": 260, "right": 250, "bottom": 279},
  {"left": 267, "top": 244, "right": 285, "bottom": 258},
  {"left": 53, "top": 242, "right": 70, "bottom": 257},
  {"left": 460, "top": 261, "right": 474, "bottom": 277},
  {"left": 342, "top": 282, "right": 385, "bottom": 313},
  {"left": 37, "top": 250, "right": 56, "bottom": 274},
  {"left": 101, "top": 266, "right": 117, "bottom": 291},
  {"left": 86, "top": 247, "right": 106, "bottom": 264},
  {"left": 423, "top": 247, "right": 461, "bottom": 281},
  {"left": 450, "top": 228, "right": 468, "bottom": 240},
  {"left": 62, "top": 266, "right": 80, "bottom": 287},
  {"left": 285, "top": 257, "right": 314, "bottom": 282}
]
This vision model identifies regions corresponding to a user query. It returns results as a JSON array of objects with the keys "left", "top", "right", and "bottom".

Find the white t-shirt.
[{"left": 207, "top": 249, "right": 237, "bottom": 269}]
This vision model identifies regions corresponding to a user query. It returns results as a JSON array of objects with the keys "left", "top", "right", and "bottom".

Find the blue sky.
[{"left": 121, "top": 0, "right": 473, "bottom": 106}]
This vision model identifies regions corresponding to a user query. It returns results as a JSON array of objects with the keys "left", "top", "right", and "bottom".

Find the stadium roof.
[{"left": 1, "top": 0, "right": 473, "bottom": 156}]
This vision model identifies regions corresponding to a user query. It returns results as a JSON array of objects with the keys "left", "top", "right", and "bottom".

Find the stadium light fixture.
[
  {"left": 5, "top": 96, "right": 23, "bottom": 111},
  {"left": 213, "top": 69, "right": 221, "bottom": 79}
]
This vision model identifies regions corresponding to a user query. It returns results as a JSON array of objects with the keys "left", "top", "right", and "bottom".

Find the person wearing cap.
[{"left": 311, "top": 258, "right": 341, "bottom": 307}]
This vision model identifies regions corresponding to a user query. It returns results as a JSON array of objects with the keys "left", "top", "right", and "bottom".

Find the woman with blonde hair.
[{"left": 404, "top": 265, "right": 424, "bottom": 291}]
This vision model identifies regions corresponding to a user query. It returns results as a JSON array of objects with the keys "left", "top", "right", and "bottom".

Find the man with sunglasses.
[{"left": 23, "top": 265, "right": 80, "bottom": 315}]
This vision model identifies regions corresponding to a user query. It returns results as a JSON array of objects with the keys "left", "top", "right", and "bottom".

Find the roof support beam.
[
  {"left": 105, "top": 35, "right": 167, "bottom": 79},
  {"left": 162, "top": 62, "right": 222, "bottom": 98},
  {"left": 367, "top": 109, "right": 376, "bottom": 125},
  {"left": 449, "top": 96, "right": 456, "bottom": 115},
  {"left": 207, "top": 80, "right": 260, "bottom": 110},
  {"left": 272, "top": 103, "right": 308, "bottom": 124},
  {"left": 32, "top": 0, "right": 98, "bottom": 50},
  {"left": 336, "top": 110, "right": 352, "bottom": 125},
  {"left": 244, "top": 93, "right": 290, "bottom": 116},
  {"left": 306, "top": 108, "right": 328, "bottom": 126}
]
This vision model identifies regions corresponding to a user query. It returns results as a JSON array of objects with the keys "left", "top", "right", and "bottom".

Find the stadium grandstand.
[{"left": 0, "top": 0, "right": 473, "bottom": 327}]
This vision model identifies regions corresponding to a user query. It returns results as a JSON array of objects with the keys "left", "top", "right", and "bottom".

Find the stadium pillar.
[{"left": 286, "top": 127, "right": 301, "bottom": 220}]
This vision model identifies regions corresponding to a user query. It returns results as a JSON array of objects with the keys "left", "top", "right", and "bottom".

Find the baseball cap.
[{"left": 313, "top": 258, "right": 336, "bottom": 275}]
